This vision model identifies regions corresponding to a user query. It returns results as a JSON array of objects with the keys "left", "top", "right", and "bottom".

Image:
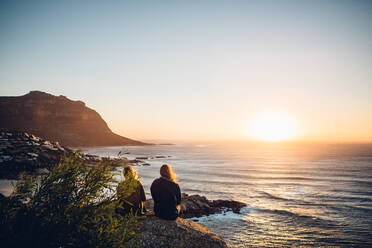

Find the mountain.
[{"left": 0, "top": 91, "right": 148, "bottom": 147}]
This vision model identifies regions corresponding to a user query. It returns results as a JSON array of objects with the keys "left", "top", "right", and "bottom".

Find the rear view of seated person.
[
  {"left": 116, "top": 166, "right": 146, "bottom": 216},
  {"left": 150, "top": 164, "right": 181, "bottom": 220}
]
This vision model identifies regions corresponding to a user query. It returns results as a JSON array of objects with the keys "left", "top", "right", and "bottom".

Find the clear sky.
[{"left": 1, "top": 0, "right": 371, "bottom": 142}]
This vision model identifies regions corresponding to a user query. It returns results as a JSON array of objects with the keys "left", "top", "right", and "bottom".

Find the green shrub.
[{"left": 0, "top": 153, "right": 142, "bottom": 248}]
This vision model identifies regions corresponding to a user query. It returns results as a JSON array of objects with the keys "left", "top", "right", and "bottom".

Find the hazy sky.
[{"left": 1, "top": 0, "right": 371, "bottom": 142}]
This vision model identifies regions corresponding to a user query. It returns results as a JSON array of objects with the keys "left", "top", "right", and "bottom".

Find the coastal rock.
[
  {"left": 136, "top": 156, "right": 149, "bottom": 160},
  {"left": 129, "top": 215, "right": 228, "bottom": 248},
  {"left": 0, "top": 130, "right": 129, "bottom": 179},
  {"left": 128, "top": 159, "right": 145, "bottom": 165},
  {"left": 145, "top": 193, "right": 246, "bottom": 219},
  {"left": 0, "top": 91, "right": 148, "bottom": 147},
  {"left": 154, "top": 155, "right": 166, "bottom": 158},
  {"left": 0, "top": 130, "right": 71, "bottom": 179}
]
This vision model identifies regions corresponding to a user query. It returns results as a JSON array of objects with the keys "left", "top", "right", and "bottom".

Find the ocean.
[{"left": 82, "top": 142, "right": 372, "bottom": 248}]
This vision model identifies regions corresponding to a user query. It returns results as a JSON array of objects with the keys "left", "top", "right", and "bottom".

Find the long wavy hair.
[
  {"left": 117, "top": 166, "right": 140, "bottom": 202},
  {"left": 123, "top": 165, "right": 138, "bottom": 180},
  {"left": 160, "top": 164, "right": 177, "bottom": 183}
]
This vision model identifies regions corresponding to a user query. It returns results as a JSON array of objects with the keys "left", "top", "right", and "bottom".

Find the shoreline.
[{"left": 2, "top": 132, "right": 372, "bottom": 247}]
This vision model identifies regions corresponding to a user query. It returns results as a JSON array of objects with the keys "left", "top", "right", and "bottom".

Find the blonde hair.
[
  {"left": 123, "top": 165, "right": 138, "bottom": 180},
  {"left": 160, "top": 164, "right": 177, "bottom": 183}
]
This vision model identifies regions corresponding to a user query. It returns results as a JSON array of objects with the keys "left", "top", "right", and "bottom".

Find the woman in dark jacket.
[
  {"left": 116, "top": 166, "right": 146, "bottom": 216},
  {"left": 150, "top": 164, "right": 181, "bottom": 220}
]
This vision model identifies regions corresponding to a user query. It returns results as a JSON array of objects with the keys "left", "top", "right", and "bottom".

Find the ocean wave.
[
  {"left": 178, "top": 169, "right": 372, "bottom": 184},
  {"left": 259, "top": 191, "right": 298, "bottom": 202},
  {"left": 180, "top": 177, "right": 254, "bottom": 186},
  {"left": 260, "top": 190, "right": 372, "bottom": 204},
  {"left": 190, "top": 208, "right": 248, "bottom": 222},
  {"left": 331, "top": 189, "right": 372, "bottom": 197},
  {"left": 251, "top": 207, "right": 338, "bottom": 228},
  {"left": 345, "top": 205, "right": 372, "bottom": 214},
  {"left": 191, "top": 201, "right": 333, "bottom": 226}
]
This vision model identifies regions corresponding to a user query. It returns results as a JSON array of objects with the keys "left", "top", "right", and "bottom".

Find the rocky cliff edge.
[{"left": 130, "top": 215, "right": 228, "bottom": 248}]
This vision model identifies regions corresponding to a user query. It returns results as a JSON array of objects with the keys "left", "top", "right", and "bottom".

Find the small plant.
[{"left": 0, "top": 153, "right": 142, "bottom": 248}]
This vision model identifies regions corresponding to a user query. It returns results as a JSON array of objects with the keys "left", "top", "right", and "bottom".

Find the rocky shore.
[
  {"left": 145, "top": 193, "right": 247, "bottom": 219},
  {"left": 0, "top": 130, "right": 71, "bottom": 179},
  {"left": 129, "top": 215, "right": 228, "bottom": 248},
  {"left": 0, "top": 130, "right": 244, "bottom": 247},
  {"left": 0, "top": 130, "right": 132, "bottom": 179},
  {"left": 136, "top": 194, "right": 245, "bottom": 247}
]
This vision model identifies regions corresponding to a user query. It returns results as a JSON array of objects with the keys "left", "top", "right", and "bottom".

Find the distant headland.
[{"left": 0, "top": 91, "right": 149, "bottom": 147}]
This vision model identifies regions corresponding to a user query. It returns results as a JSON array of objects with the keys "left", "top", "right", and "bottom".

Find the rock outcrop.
[
  {"left": 0, "top": 130, "right": 142, "bottom": 179},
  {"left": 129, "top": 215, "right": 228, "bottom": 248},
  {"left": 145, "top": 193, "right": 247, "bottom": 219},
  {"left": 0, "top": 130, "right": 71, "bottom": 179},
  {"left": 0, "top": 91, "right": 147, "bottom": 147}
]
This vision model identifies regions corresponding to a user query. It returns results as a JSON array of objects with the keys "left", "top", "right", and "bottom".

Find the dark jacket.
[
  {"left": 117, "top": 179, "right": 146, "bottom": 216},
  {"left": 150, "top": 177, "right": 181, "bottom": 220}
]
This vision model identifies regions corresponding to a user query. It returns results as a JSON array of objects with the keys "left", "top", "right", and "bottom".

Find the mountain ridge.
[{"left": 0, "top": 91, "right": 148, "bottom": 147}]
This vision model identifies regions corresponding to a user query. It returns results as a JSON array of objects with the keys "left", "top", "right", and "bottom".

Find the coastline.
[
  {"left": 0, "top": 133, "right": 239, "bottom": 248},
  {"left": 2, "top": 137, "right": 372, "bottom": 247}
]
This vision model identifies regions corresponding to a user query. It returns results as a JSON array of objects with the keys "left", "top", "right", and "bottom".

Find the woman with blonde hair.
[
  {"left": 150, "top": 164, "right": 181, "bottom": 220},
  {"left": 116, "top": 165, "right": 146, "bottom": 216}
]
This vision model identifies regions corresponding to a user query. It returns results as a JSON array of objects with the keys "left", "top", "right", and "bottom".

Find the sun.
[{"left": 250, "top": 113, "right": 297, "bottom": 142}]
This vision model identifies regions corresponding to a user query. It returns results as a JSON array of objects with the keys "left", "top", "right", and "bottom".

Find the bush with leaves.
[{"left": 0, "top": 153, "right": 142, "bottom": 248}]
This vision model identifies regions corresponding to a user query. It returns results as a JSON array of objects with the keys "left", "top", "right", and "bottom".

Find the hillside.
[{"left": 0, "top": 91, "right": 147, "bottom": 147}]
